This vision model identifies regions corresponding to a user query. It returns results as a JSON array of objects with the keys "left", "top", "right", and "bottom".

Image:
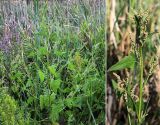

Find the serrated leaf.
[
  {"left": 38, "top": 70, "right": 45, "bottom": 82},
  {"left": 108, "top": 54, "right": 135, "bottom": 72}
]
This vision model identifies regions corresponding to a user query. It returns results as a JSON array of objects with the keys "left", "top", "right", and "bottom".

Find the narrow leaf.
[
  {"left": 38, "top": 70, "right": 45, "bottom": 82},
  {"left": 108, "top": 54, "right": 135, "bottom": 72}
]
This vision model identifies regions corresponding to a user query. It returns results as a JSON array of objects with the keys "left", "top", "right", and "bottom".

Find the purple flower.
[
  {"left": 0, "top": 37, "right": 11, "bottom": 53},
  {"left": 0, "top": 17, "right": 21, "bottom": 53}
]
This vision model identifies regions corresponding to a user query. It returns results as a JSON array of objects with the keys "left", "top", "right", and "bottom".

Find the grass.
[
  {"left": 107, "top": 0, "right": 160, "bottom": 124},
  {"left": 0, "top": 1, "right": 105, "bottom": 124}
]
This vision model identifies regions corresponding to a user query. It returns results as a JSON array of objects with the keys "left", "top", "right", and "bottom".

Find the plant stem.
[
  {"left": 138, "top": 46, "right": 143, "bottom": 124},
  {"left": 87, "top": 100, "right": 97, "bottom": 125},
  {"left": 128, "top": 113, "right": 132, "bottom": 125}
]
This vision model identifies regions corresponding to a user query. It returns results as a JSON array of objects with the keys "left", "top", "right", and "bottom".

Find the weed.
[
  {"left": 108, "top": 10, "right": 158, "bottom": 125},
  {"left": 0, "top": 1, "right": 105, "bottom": 124}
]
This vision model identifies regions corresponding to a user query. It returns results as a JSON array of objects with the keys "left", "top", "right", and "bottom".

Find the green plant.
[
  {"left": 0, "top": 88, "right": 30, "bottom": 125},
  {"left": 108, "top": 10, "right": 158, "bottom": 125},
  {"left": 0, "top": 1, "right": 105, "bottom": 125}
]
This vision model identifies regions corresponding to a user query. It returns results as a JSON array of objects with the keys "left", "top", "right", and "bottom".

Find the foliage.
[
  {"left": 0, "top": 1, "right": 105, "bottom": 125},
  {"left": 107, "top": 0, "right": 160, "bottom": 124}
]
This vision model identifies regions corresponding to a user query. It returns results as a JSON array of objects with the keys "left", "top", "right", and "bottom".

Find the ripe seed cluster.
[{"left": 133, "top": 10, "right": 150, "bottom": 47}]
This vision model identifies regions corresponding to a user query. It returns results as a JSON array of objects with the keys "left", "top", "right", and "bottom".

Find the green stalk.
[
  {"left": 128, "top": 113, "right": 132, "bottom": 125},
  {"left": 87, "top": 100, "right": 97, "bottom": 125},
  {"left": 138, "top": 46, "right": 143, "bottom": 124}
]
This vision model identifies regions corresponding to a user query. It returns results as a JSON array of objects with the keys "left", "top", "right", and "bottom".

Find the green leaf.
[
  {"left": 108, "top": 54, "right": 135, "bottom": 72},
  {"left": 65, "top": 98, "right": 74, "bottom": 108},
  {"left": 55, "top": 50, "right": 65, "bottom": 57},
  {"left": 38, "top": 70, "right": 45, "bottom": 82},
  {"left": 68, "top": 61, "right": 75, "bottom": 71},
  {"left": 50, "top": 79, "right": 61, "bottom": 93},
  {"left": 65, "top": 97, "right": 82, "bottom": 109},
  {"left": 50, "top": 100, "right": 64, "bottom": 122},
  {"left": 44, "top": 95, "right": 50, "bottom": 108},
  {"left": 48, "top": 65, "right": 57, "bottom": 77},
  {"left": 26, "top": 79, "right": 32, "bottom": 87},
  {"left": 40, "top": 95, "right": 44, "bottom": 109},
  {"left": 111, "top": 80, "right": 118, "bottom": 90},
  {"left": 40, "top": 94, "right": 55, "bottom": 109},
  {"left": 28, "top": 51, "right": 35, "bottom": 58},
  {"left": 38, "top": 47, "right": 48, "bottom": 56},
  {"left": 27, "top": 97, "right": 34, "bottom": 105}
]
